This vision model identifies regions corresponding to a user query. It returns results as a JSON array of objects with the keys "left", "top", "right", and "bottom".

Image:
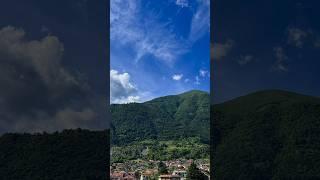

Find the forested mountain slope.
[
  {"left": 212, "top": 90, "right": 320, "bottom": 179},
  {"left": 111, "top": 90, "right": 210, "bottom": 145},
  {"left": 0, "top": 129, "right": 109, "bottom": 180}
]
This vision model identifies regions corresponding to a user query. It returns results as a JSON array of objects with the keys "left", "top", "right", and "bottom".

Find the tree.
[
  {"left": 134, "top": 171, "right": 140, "bottom": 179},
  {"left": 158, "top": 161, "right": 168, "bottom": 174},
  {"left": 186, "top": 162, "right": 208, "bottom": 180}
]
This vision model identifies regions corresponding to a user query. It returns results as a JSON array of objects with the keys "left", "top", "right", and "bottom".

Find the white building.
[{"left": 172, "top": 170, "right": 187, "bottom": 180}]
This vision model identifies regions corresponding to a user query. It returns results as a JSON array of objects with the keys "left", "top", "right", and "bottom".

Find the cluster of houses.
[
  {"left": 139, "top": 170, "right": 187, "bottom": 180},
  {"left": 110, "top": 171, "right": 185, "bottom": 180},
  {"left": 110, "top": 159, "right": 210, "bottom": 180},
  {"left": 110, "top": 171, "right": 135, "bottom": 180}
]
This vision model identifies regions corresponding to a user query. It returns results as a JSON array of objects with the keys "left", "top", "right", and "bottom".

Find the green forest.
[
  {"left": 110, "top": 90, "right": 210, "bottom": 161},
  {"left": 0, "top": 129, "right": 109, "bottom": 180},
  {"left": 111, "top": 137, "right": 209, "bottom": 163},
  {"left": 2, "top": 90, "right": 320, "bottom": 179},
  {"left": 212, "top": 90, "right": 320, "bottom": 179},
  {"left": 0, "top": 90, "right": 210, "bottom": 179}
]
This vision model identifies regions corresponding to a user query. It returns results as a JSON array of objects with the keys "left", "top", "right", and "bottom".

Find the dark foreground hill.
[
  {"left": 111, "top": 90, "right": 210, "bottom": 145},
  {"left": 0, "top": 129, "right": 109, "bottom": 180},
  {"left": 212, "top": 90, "right": 320, "bottom": 179}
]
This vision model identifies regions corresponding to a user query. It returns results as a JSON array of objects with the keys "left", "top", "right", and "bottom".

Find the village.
[{"left": 110, "top": 159, "right": 210, "bottom": 180}]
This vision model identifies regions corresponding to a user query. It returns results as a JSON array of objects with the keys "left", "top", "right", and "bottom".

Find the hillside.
[
  {"left": 212, "top": 90, "right": 320, "bottom": 179},
  {"left": 0, "top": 129, "right": 109, "bottom": 180},
  {"left": 110, "top": 90, "right": 210, "bottom": 145}
]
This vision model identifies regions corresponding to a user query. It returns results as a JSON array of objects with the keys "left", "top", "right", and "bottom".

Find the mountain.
[
  {"left": 0, "top": 129, "right": 109, "bottom": 180},
  {"left": 110, "top": 90, "right": 210, "bottom": 145},
  {"left": 212, "top": 90, "right": 320, "bottom": 179}
]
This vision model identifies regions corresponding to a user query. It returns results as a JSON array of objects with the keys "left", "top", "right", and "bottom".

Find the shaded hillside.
[
  {"left": 0, "top": 129, "right": 109, "bottom": 180},
  {"left": 212, "top": 90, "right": 320, "bottom": 179},
  {"left": 111, "top": 90, "right": 210, "bottom": 145}
]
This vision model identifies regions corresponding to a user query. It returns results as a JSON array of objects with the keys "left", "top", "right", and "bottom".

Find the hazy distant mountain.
[
  {"left": 212, "top": 90, "right": 320, "bottom": 179},
  {"left": 111, "top": 90, "right": 210, "bottom": 145}
]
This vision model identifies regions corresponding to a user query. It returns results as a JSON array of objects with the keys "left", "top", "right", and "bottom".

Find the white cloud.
[
  {"left": 287, "top": 28, "right": 308, "bottom": 48},
  {"left": 195, "top": 76, "right": 200, "bottom": 85},
  {"left": 110, "top": 69, "right": 140, "bottom": 104},
  {"left": 0, "top": 26, "right": 107, "bottom": 132},
  {"left": 238, "top": 55, "right": 254, "bottom": 65},
  {"left": 0, "top": 26, "right": 79, "bottom": 92},
  {"left": 0, "top": 26, "right": 64, "bottom": 86},
  {"left": 113, "top": 96, "right": 141, "bottom": 104},
  {"left": 175, "top": 0, "right": 189, "bottom": 8},
  {"left": 172, "top": 74, "right": 183, "bottom": 81},
  {"left": 199, "top": 69, "right": 209, "bottom": 77},
  {"left": 50, "top": 108, "right": 97, "bottom": 130},
  {"left": 211, "top": 40, "right": 234, "bottom": 60},
  {"left": 111, "top": 0, "right": 187, "bottom": 65},
  {"left": 189, "top": 0, "right": 210, "bottom": 42},
  {"left": 184, "top": 78, "right": 190, "bottom": 83},
  {"left": 8, "top": 107, "right": 99, "bottom": 133},
  {"left": 272, "top": 46, "right": 288, "bottom": 72}
]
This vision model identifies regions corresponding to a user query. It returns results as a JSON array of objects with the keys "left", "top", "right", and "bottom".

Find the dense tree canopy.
[
  {"left": 110, "top": 90, "right": 210, "bottom": 162},
  {"left": 186, "top": 162, "right": 208, "bottom": 180},
  {"left": 212, "top": 90, "right": 320, "bottom": 179},
  {"left": 158, "top": 161, "right": 168, "bottom": 174},
  {"left": 111, "top": 90, "right": 210, "bottom": 145},
  {"left": 0, "top": 129, "right": 109, "bottom": 180}
]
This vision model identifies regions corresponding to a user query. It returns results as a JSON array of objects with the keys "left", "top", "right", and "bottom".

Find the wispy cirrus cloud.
[
  {"left": 111, "top": 0, "right": 187, "bottom": 65},
  {"left": 272, "top": 46, "right": 288, "bottom": 72},
  {"left": 199, "top": 69, "right": 209, "bottom": 77},
  {"left": 287, "top": 28, "right": 308, "bottom": 48},
  {"left": 175, "top": 0, "right": 189, "bottom": 8},
  {"left": 188, "top": 0, "right": 210, "bottom": 42},
  {"left": 238, "top": 55, "right": 254, "bottom": 65},
  {"left": 195, "top": 76, "right": 200, "bottom": 85},
  {"left": 111, "top": 0, "right": 210, "bottom": 100}
]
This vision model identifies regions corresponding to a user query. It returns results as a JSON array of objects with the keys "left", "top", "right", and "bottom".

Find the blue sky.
[
  {"left": 212, "top": 0, "right": 320, "bottom": 103},
  {"left": 110, "top": 0, "right": 210, "bottom": 104}
]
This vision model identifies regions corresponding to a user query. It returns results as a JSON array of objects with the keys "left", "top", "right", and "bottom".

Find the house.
[
  {"left": 172, "top": 170, "right": 187, "bottom": 180},
  {"left": 140, "top": 170, "right": 154, "bottom": 180},
  {"left": 158, "top": 174, "right": 181, "bottom": 180},
  {"left": 111, "top": 171, "right": 137, "bottom": 180},
  {"left": 123, "top": 175, "right": 135, "bottom": 180},
  {"left": 110, "top": 172, "right": 125, "bottom": 180}
]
